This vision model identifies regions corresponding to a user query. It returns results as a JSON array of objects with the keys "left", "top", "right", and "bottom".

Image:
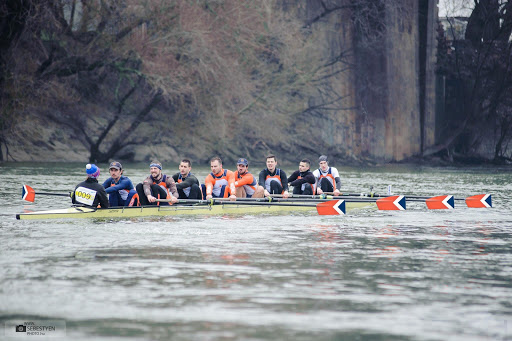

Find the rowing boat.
[{"left": 16, "top": 201, "right": 374, "bottom": 220}]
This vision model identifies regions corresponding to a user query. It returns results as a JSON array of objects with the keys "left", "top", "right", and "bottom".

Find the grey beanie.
[{"left": 318, "top": 155, "right": 328, "bottom": 162}]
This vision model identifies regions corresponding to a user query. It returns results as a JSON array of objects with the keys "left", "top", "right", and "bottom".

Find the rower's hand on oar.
[
  {"left": 229, "top": 194, "right": 236, "bottom": 201},
  {"left": 282, "top": 191, "right": 289, "bottom": 199},
  {"left": 206, "top": 194, "right": 213, "bottom": 200},
  {"left": 170, "top": 196, "right": 178, "bottom": 204},
  {"left": 148, "top": 195, "right": 157, "bottom": 203},
  {"left": 264, "top": 190, "right": 271, "bottom": 197},
  {"left": 317, "top": 189, "right": 324, "bottom": 195},
  {"left": 333, "top": 189, "right": 341, "bottom": 196}
]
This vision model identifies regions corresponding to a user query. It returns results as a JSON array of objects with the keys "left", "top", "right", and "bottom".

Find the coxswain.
[
  {"left": 202, "top": 156, "right": 236, "bottom": 201},
  {"left": 234, "top": 158, "right": 264, "bottom": 198},
  {"left": 313, "top": 155, "right": 342, "bottom": 196},
  {"left": 258, "top": 154, "right": 289, "bottom": 198},
  {"left": 135, "top": 160, "right": 179, "bottom": 205},
  {"left": 172, "top": 159, "right": 202, "bottom": 200},
  {"left": 287, "top": 158, "right": 315, "bottom": 195},
  {"left": 71, "top": 163, "right": 109, "bottom": 208},
  {"left": 102, "top": 161, "right": 137, "bottom": 206}
]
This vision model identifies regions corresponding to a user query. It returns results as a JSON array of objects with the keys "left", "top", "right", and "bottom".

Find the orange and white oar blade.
[
  {"left": 426, "top": 195, "right": 454, "bottom": 209},
  {"left": 22, "top": 184, "right": 36, "bottom": 202},
  {"left": 316, "top": 200, "right": 346, "bottom": 215},
  {"left": 465, "top": 194, "right": 492, "bottom": 208},
  {"left": 376, "top": 195, "right": 406, "bottom": 210}
]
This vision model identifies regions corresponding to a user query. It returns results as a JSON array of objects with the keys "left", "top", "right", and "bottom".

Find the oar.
[
  {"left": 156, "top": 195, "right": 406, "bottom": 213},
  {"left": 22, "top": 184, "right": 70, "bottom": 202},
  {"left": 297, "top": 192, "right": 492, "bottom": 209},
  {"left": 214, "top": 197, "right": 392, "bottom": 203},
  {"left": 399, "top": 194, "right": 492, "bottom": 209}
]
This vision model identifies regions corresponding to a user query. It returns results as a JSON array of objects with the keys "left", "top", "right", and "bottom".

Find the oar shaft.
[
  {"left": 156, "top": 198, "right": 320, "bottom": 207},
  {"left": 405, "top": 195, "right": 464, "bottom": 200},
  {"left": 34, "top": 192, "right": 70, "bottom": 197}
]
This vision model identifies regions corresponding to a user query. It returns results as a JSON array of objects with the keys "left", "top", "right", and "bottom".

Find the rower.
[
  {"left": 71, "top": 163, "right": 109, "bottom": 208},
  {"left": 313, "top": 155, "right": 341, "bottom": 196},
  {"left": 258, "top": 154, "right": 290, "bottom": 198},
  {"left": 102, "top": 161, "right": 137, "bottom": 207},
  {"left": 234, "top": 158, "right": 264, "bottom": 198},
  {"left": 172, "top": 159, "right": 202, "bottom": 200},
  {"left": 135, "top": 160, "right": 179, "bottom": 205},
  {"left": 287, "top": 158, "right": 315, "bottom": 195},
  {"left": 202, "top": 156, "right": 236, "bottom": 200}
]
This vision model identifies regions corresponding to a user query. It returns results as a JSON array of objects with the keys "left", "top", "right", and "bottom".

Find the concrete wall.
[{"left": 293, "top": 0, "right": 438, "bottom": 162}]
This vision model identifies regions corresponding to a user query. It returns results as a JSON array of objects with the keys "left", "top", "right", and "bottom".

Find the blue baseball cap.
[
  {"left": 109, "top": 161, "right": 122, "bottom": 170},
  {"left": 237, "top": 158, "right": 249, "bottom": 166}
]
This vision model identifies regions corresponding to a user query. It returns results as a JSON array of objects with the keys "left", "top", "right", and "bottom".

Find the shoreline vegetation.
[{"left": 2, "top": 1, "right": 511, "bottom": 165}]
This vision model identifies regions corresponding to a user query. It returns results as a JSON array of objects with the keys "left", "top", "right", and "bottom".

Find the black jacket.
[
  {"left": 287, "top": 170, "right": 315, "bottom": 187},
  {"left": 72, "top": 178, "right": 109, "bottom": 208}
]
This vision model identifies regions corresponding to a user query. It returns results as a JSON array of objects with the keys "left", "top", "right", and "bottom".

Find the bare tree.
[{"left": 436, "top": 0, "right": 512, "bottom": 163}]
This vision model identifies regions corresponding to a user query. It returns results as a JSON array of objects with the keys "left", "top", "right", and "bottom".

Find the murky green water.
[{"left": 0, "top": 163, "right": 511, "bottom": 340}]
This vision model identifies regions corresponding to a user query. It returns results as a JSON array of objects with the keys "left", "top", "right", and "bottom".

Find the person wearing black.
[
  {"left": 72, "top": 164, "right": 109, "bottom": 208},
  {"left": 257, "top": 154, "right": 290, "bottom": 198},
  {"left": 287, "top": 159, "right": 315, "bottom": 195},
  {"left": 172, "top": 159, "right": 202, "bottom": 199}
]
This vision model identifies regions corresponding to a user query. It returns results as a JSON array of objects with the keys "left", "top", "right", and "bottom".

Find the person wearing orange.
[
  {"left": 287, "top": 158, "right": 315, "bottom": 195},
  {"left": 313, "top": 155, "right": 341, "bottom": 196},
  {"left": 234, "top": 158, "right": 264, "bottom": 198},
  {"left": 202, "top": 156, "right": 236, "bottom": 201},
  {"left": 135, "top": 160, "right": 179, "bottom": 205},
  {"left": 257, "top": 154, "right": 290, "bottom": 198}
]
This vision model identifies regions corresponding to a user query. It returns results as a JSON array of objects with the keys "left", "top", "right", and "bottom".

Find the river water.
[{"left": 0, "top": 162, "right": 511, "bottom": 340}]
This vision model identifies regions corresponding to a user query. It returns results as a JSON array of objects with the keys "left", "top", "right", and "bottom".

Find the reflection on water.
[{"left": 0, "top": 163, "right": 511, "bottom": 340}]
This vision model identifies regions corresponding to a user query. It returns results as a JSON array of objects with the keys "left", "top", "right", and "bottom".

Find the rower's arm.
[
  {"left": 98, "top": 189, "right": 110, "bottom": 208},
  {"left": 176, "top": 176, "right": 196, "bottom": 190},
  {"left": 204, "top": 175, "right": 214, "bottom": 196},
  {"left": 142, "top": 176, "right": 153, "bottom": 197},
  {"left": 287, "top": 170, "right": 298, "bottom": 183},
  {"left": 280, "top": 170, "right": 289, "bottom": 191},
  {"left": 235, "top": 173, "right": 254, "bottom": 187},
  {"left": 166, "top": 178, "right": 179, "bottom": 197},
  {"left": 105, "top": 178, "right": 132, "bottom": 193},
  {"left": 258, "top": 171, "right": 266, "bottom": 188},
  {"left": 227, "top": 171, "right": 236, "bottom": 195},
  {"left": 335, "top": 177, "right": 342, "bottom": 190}
]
